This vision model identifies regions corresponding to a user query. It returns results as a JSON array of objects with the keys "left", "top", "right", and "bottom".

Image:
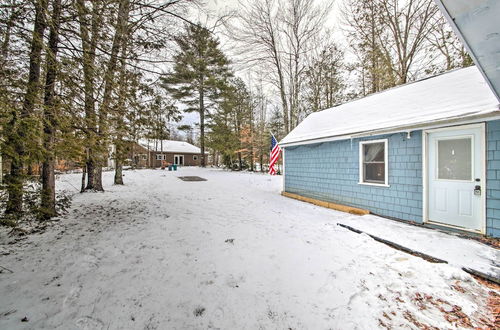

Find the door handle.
[{"left": 474, "top": 185, "right": 481, "bottom": 196}]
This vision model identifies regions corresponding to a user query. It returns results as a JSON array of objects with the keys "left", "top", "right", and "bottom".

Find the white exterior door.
[{"left": 427, "top": 125, "right": 484, "bottom": 232}]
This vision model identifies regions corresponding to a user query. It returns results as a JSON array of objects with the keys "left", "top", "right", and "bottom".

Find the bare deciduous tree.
[
  {"left": 342, "top": 0, "right": 395, "bottom": 95},
  {"left": 231, "top": 0, "right": 332, "bottom": 133},
  {"left": 303, "top": 40, "right": 345, "bottom": 114},
  {"left": 427, "top": 14, "right": 473, "bottom": 72},
  {"left": 378, "top": 0, "right": 439, "bottom": 84},
  {"left": 343, "top": 0, "right": 441, "bottom": 94}
]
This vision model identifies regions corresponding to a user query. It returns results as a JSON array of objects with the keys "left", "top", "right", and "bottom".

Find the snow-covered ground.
[
  {"left": 337, "top": 214, "right": 500, "bottom": 279},
  {"left": 0, "top": 168, "right": 497, "bottom": 329}
]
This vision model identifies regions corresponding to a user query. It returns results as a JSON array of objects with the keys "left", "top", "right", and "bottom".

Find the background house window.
[
  {"left": 359, "top": 140, "right": 388, "bottom": 185},
  {"left": 156, "top": 154, "right": 165, "bottom": 160},
  {"left": 193, "top": 155, "right": 198, "bottom": 160},
  {"left": 141, "top": 154, "right": 147, "bottom": 160}
]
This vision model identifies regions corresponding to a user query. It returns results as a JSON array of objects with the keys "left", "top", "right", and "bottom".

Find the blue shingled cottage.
[{"left": 280, "top": 66, "right": 500, "bottom": 238}]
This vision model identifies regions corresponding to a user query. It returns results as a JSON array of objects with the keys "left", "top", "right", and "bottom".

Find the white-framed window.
[
  {"left": 141, "top": 154, "right": 147, "bottom": 160},
  {"left": 156, "top": 154, "right": 166, "bottom": 160},
  {"left": 193, "top": 155, "right": 198, "bottom": 161},
  {"left": 359, "top": 139, "right": 389, "bottom": 187}
]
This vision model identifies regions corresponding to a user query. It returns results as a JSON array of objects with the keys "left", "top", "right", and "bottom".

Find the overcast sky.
[{"left": 177, "top": 0, "right": 346, "bottom": 130}]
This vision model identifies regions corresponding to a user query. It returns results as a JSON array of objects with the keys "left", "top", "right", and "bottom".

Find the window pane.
[
  {"left": 437, "top": 138, "right": 472, "bottom": 180},
  {"left": 364, "top": 142, "right": 384, "bottom": 162},
  {"left": 365, "top": 163, "right": 385, "bottom": 183}
]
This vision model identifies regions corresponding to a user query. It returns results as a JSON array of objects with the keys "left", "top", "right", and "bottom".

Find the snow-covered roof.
[
  {"left": 281, "top": 66, "right": 500, "bottom": 147},
  {"left": 139, "top": 139, "right": 203, "bottom": 154}
]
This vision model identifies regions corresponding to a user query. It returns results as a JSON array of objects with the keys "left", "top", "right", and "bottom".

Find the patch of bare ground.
[
  {"left": 472, "top": 276, "right": 500, "bottom": 329},
  {"left": 402, "top": 310, "right": 439, "bottom": 330},
  {"left": 408, "top": 281, "right": 497, "bottom": 329},
  {"left": 472, "top": 237, "right": 500, "bottom": 249},
  {"left": 378, "top": 279, "right": 498, "bottom": 329}
]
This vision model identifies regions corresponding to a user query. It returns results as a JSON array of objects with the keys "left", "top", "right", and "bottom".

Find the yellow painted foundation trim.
[{"left": 281, "top": 191, "right": 370, "bottom": 216}]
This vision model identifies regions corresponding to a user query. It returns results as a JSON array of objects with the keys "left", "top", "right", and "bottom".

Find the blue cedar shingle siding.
[
  {"left": 487, "top": 120, "right": 500, "bottom": 237},
  {"left": 285, "top": 123, "right": 500, "bottom": 237},
  {"left": 284, "top": 132, "right": 423, "bottom": 223}
]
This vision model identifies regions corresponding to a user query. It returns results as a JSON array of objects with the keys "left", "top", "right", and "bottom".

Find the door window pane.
[{"left": 437, "top": 138, "right": 472, "bottom": 180}]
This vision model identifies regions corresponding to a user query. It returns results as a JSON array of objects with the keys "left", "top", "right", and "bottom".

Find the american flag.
[{"left": 269, "top": 134, "right": 281, "bottom": 175}]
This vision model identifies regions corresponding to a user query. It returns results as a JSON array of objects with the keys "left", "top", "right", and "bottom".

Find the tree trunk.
[
  {"left": 96, "top": 0, "right": 129, "bottom": 189},
  {"left": 81, "top": 163, "right": 86, "bottom": 193},
  {"left": 199, "top": 84, "right": 206, "bottom": 167},
  {"left": 40, "top": 0, "right": 62, "bottom": 219},
  {"left": 76, "top": 0, "right": 101, "bottom": 191},
  {"left": 260, "top": 150, "right": 264, "bottom": 173},
  {"left": 113, "top": 1, "right": 130, "bottom": 185},
  {"left": 273, "top": 52, "right": 289, "bottom": 134},
  {"left": 249, "top": 108, "right": 254, "bottom": 172},
  {"left": 114, "top": 160, "right": 123, "bottom": 184},
  {"left": 93, "top": 166, "right": 103, "bottom": 191},
  {"left": 1, "top": 4, "right": 17, "bottom": 57},
  {"left": 86, "top": 157, "right": 95, "bottom": 190},
  {"left": 5, "top": 157, "right": 23, "bottom": 214},
  {"left": 131, "top": 144, "right": 135, "bottom": 169},
  {"left": 5, "top": 0, "right": 48, "bottom": 215}
]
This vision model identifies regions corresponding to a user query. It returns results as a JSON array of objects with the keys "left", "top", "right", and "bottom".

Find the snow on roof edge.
[
  {"left": 280, "top": 66, "right": 500, "bottom": 147},
  {"left": 280, "top": 110, "right": 500, "bottom": 148}
]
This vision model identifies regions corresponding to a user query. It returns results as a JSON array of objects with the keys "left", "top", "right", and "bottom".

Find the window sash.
[
  {"left": 363, "top": 163, "right": 385, "bottom": 183},
  {"left": 360, "top": 140, "right": 388, "bottom": 185}
]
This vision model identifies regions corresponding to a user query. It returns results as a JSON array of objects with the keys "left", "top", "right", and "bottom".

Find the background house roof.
[
  {"left": 280, "top": 66, "right": 500, "bottom": 147},
  {"left": 139, "top": 140, "right": 204, "bottom": 154}
]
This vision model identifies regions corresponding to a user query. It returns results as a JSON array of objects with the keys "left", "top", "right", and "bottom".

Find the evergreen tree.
[
  {"left": 4, "top": 0, "right": 47, "bottom": 215},
  {"left": 161, "top": 24, "right": 231, "bottom": 167},
  {"left": 207, "top": 78, "right": 253, "bottom": 169}
]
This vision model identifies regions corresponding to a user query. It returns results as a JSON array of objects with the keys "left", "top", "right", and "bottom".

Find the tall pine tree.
[{"left": 161, "top": 24, "right": 231, "bottom": 167}]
